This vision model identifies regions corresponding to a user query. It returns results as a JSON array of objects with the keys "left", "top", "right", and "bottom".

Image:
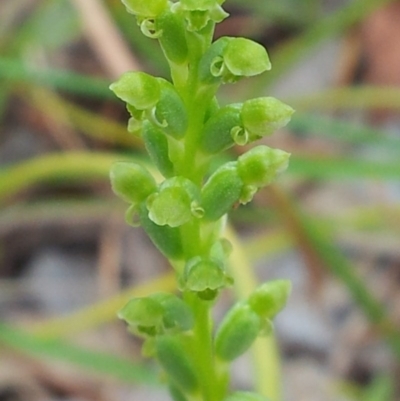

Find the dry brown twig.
[{"left": 70, "top": 0, "right": 141, "bottom": 79}]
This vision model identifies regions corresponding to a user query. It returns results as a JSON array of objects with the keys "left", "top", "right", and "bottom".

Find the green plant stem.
[
  {"left": 0, "top": 57, "right": 112, "bottom": 99},
  {"left": 161, "top": 26, "right": 236, "bottom": 400},
  {"left": 185, "top": 293, "right": 223, "bottom": 401}
]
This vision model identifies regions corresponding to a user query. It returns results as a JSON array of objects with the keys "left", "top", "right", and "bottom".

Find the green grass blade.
[
  {"left": 0, "top": 152, "right": 161, "bottom": 205},
  {"left": 288, "top": 156, "right": 400, "bottom": 180},
  {"left": 291, "top": 86, "right": 400, "bottom": 111},
  {"left": 0, "top": 152, "right": 122, "bottom": 204},
  {"left": 0, "top": 57, "right": 112, "bottom": 99},
  {"left": 289, "top": 113, "right": 400, "bottom": 150},
  {"left": 0, "top": 323, "right": 157, "bottom": 384}
]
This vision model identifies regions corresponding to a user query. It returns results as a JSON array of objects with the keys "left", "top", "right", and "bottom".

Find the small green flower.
[
  {"left": 110, "top": 162, "right": 156, "bottom": 204},
  {"left": 183, "top": 256, "right": 231, "bottom": 299},
  {"left": 223, "top": 38, "right": 271, "bottom": 78},
  {"left": 201, "top": 162, "right": 243, "bottom": 221},
  {"left": 241, "top": 97, "right": 294, "bottom": 138},
  {"left": 147, "top": 177, "right": 201, "bottom": 227},
  {"left": 111, "top": 73, "right": 187, "bottom": 137},
  {"left": 118, "top": 297, "right": 164, "bottom": 336},
  {"left": 237, "top": 145, "right": 291, "bottom": 188},
  {"left": 110, "top": 71, "right": 160, "bottom": 110}
]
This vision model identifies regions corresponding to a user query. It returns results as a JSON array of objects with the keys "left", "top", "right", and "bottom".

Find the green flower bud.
[
  {"left": 201, "top": 103, "right": 243, "bottom": 154},
  {"left": 224, "top": 392, "right": 270, "bottom": 401},
  {"left": 215, "top": 302, "right": 262, "bottom": 361},
  {"left": 142, "top": 121, "right": 174, "bottom": 178},
  {"left": 121, "top": 0, "right": 167, "bottom": 17},
  {"left": 153, "top": 79, "right": 188, "bottom": 138},
  {"left": 156, "top": 335, "right": 199, "bottom": 393},
  {"left": 201, "top": 162, "right": 243, "bottom": 221},
  {"left": 139, "top": 202, "right": 183, "bottom": 259},
  {"left": 223, "top": 38, "right": 271, "bottom": 78},
  {"left": 241, "top": 97, "right": 294, "bottom": 138},
  {"left": 199, "top": 37, "right": 270, "bottom": 86},
  {"left": 110, "top": 162, "right": 156, "bottom": 204},
  {"left": 118, "top": 297, "right": 164, "bottom": 336},
  {"left": 110, "top": 72, "right": 160, "bottom": 110},
  {"left": 248, "top": 280, "right": 291, "bottom": 319},
  {"left": 147, "top": 177, "right": 201, "bottom": 227},
  {"left": 156, "top": 10, "right": 188, "bottom": 64},
  {"left": 151, "top": 292, "right": 194, "bottom": 332},
  {"left": 183, "top": 257, "right": 231, "bottom": 300},
  {"left": 237, "top": 146, "right": 290, "bottom": 188}
]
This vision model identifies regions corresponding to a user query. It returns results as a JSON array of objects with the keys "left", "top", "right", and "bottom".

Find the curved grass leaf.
[
  {"left": 0, "top": 323, "right": 157, "bottom": 384},
  {"left": 0, "top": 152, "right": 124, "bottom": 204}
]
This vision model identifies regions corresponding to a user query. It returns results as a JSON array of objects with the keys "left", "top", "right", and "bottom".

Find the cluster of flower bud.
[
  {"left": 110, "top": 144, "right": 289, "bottom": 260},
  {"left": 117, "top": 280, "right": 291, "bottom": 391},
  {"left": 121, "top": 0, "right": 227, "bottom": 38},
  {"left": 111, "top": 1, "right": 294, "bottom": 399}
]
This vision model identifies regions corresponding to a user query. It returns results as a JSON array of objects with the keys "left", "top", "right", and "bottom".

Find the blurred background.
[{"left": 1, "top": 0, "right": 400, "bottom": 400}]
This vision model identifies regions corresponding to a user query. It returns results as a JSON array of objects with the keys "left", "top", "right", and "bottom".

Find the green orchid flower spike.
[{"left": 110, "top": 1, "right": 293, "bottom": 401}]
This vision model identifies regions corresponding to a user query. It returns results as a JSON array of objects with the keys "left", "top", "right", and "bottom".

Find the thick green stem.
[
  {"left": 172, "top": 28, "right": 229, "bottom": 399},
  {"left": 185, "top": 292, "right": 226, "bottom": 401}
]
